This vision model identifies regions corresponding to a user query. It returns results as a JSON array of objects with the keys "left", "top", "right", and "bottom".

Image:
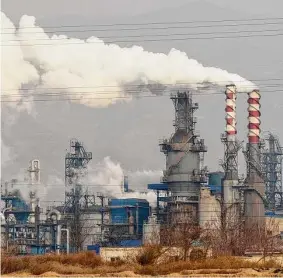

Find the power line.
[
  {"left": 2, "top": 16, "right": 283, "bottom": 30},
  {"left": 2, "top": 32, "right": 283, "bottom": 46},
  {"left": 2, "top": 78, "right": 282, "bottom": 93},
  {"left": 2, "top": 84, "right": 283, "bottom": 99},
  {"left": 3, "top": 21, "right": 283, "bottom": 35},
  {"left": 5, "top": 28, "right": 283, "bottom": 43},
  {"left": 1, "top": 89, "right": 282, "bottom": 103}
]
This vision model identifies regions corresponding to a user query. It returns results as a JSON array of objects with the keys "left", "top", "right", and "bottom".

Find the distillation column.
[
  {"left": 159, "top": 92, "right": 207, "bottom": 223},
  {"left": 28, "top": 159, "right": 40, "bottom": 224},
  {"left": 244, "top": 90, "right": 265, "bottom": 228}
]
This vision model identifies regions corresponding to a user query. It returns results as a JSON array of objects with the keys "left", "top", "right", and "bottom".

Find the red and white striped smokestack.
[
  {"left": 225, "top": 85, "right": 237, "bottom": 141},
  {"left": 248, "top": 90, "right": 261, "bottom": 144}
]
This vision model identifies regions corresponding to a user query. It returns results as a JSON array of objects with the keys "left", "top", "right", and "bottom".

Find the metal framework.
[
  {"left": 171, "top": 91, "right": 198, "bottom": 133},
  {"left": 262, "top": 132, "right": 283, "bottom": 210},
  {"left": 221, "top": 134, "right": 242, "bottom": 180},
  {"left": 159, "top": 91, "right": 207, "bottom": 223},
  {"left": 65, "top": 139, "right": 92, "bottom": 191},
  {"left": 63, "top": 139, "right": 93, "bottom": 252}
]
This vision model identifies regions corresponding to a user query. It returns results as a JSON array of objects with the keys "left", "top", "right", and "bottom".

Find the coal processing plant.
[{"left": 1, "top": 86, "right": 283, "bottom": 255}]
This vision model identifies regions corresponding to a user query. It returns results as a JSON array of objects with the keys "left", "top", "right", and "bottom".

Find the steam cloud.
[
  {"left": 86, "top": 157, "right": 160, "bottom": 206},
  {"left": 14, "top": 157, "right": 160, "bottom": 206},
  {"left": 1, "top": 12, "right": 256, "bottom": 109}
]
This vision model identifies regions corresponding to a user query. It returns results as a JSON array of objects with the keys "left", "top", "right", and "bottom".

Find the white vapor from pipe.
[
  {"left": 1, "top": 12, "right": 256, "bottom": 110},
  {"left": 86, "top": 157, "right": 160, "bottom": 206}
]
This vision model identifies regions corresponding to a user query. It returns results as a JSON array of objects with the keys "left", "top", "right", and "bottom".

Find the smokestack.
[
  {"left": 225, "top": 84, "right": 237, "bottom": 141},
  {"left": 222, "top": 84, "right": 240, "bottom": 219},
  {"left": 244, "top": 89, "right": 265, "bottom": 230},
  {"left": 248, "top": 90, "right": 261, "bottom": 144}
]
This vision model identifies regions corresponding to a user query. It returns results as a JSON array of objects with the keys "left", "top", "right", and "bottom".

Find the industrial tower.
[
  {"left": 27, "top": 159, "right": 40, "bottom": 224},
  {"left": 64, "top": 139, "right": 93, "bottom": 252},
  {"left": 262, "top": 132, "right": 283, "bottom": 210},
  {"left": 221, "top": 85, "right": 242, "bottom": 222},
  {"left": 243, "top": 90, "right": 265, "bottom": 228},
  {"left": 159, "top": 91, "right": 207, "bottom": 223}
]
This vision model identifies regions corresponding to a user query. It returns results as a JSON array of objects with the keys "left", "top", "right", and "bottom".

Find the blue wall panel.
[{"left": 110, "top": 198, "right": 150, "bottom": 235}]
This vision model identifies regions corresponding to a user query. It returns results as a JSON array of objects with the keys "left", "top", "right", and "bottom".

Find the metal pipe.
[
  {"left": 56, "top": 225, "right": 62, "bottom": 255},
  {"left": 61, "top": 228, "right": 70, "bottom": 254},
  {"left": 136, "top": 204, "right": 139, "bottom": 236}
]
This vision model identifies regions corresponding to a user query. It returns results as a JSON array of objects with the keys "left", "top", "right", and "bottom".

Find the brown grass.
[
  {"left": 137, "top": 256, "right": 281, "bottom": 276},
  {"left": 1, "top": 251, "right": 102, "bottom": 275},
  {"left": 1, "top": 252, "right": 282, "bottom": 276},
  {"left": 136, "top": 245, "right": 164, "bottom": 265}
]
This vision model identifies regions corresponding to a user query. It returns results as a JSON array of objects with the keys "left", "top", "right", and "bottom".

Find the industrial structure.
[
  {"left": 221, "top": 85, "right": 241, "bottom": 224},
  {"left": 243, "top": 90, "right": 265, "bottom": 228},
  {"left": 2, "top": 86, "right": 283, "bottom": 255},
  {"left": 159, "top": 92, "right": 207, "bottom": 223},
  {"left": 0, "top": 160, "right": 63, "bottom": 255},
  {"left": 262, "top": 132, "right": 283, "bottom": 210}
]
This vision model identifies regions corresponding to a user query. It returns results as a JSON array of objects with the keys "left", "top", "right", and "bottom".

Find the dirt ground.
[{"left": 3, "top": 268, "right": 283, "bottom": 277}]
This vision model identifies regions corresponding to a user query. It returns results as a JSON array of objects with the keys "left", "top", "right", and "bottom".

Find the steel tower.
[
  {"left": 262, "top": 132, "right": 283, "bottom": 210},
  {"left": 64, "top": 139, "right": 92, "bottom": 252},
  {"left": 159, "top": 91, "right": 207, "bottom": 223},
  {"left": 65, "top": 139, "right": 92, "bottom": 192}
]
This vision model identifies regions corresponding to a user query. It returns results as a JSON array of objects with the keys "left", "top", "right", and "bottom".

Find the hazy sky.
[{"left": 1, "top": 0, "right": 283, "bottom": 202}]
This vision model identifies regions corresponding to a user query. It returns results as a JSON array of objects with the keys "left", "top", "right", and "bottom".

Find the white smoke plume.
[
  {"left": 1, "top": 12, "right": 39, "bottom": 110},
  {"left": 1, "top": 139, "right": 13, "bottom": 168},
  {"left": 86, "top": 157, "right": 160, "bottom": 206},
  {"left": 1, "top": 12, "right": 256, "bottom": 109}
]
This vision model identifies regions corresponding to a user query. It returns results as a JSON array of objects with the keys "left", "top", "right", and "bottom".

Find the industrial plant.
[{"left": 1, "top": 86, "right": 283, "bottom": 256}]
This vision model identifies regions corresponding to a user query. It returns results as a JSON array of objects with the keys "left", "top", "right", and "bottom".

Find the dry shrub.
[
  {"left": 1, "top": 256, "right": 26, "bottom": 274},
  {"left": 1, "top": 252, "right": 102, "bottom": 275},
  {"left": 189, "top": 248, "right": 206, "bottom": 261},
  {"left": 138, "top": 256, "right": 282, "bottom": 276},
  {"left": 93, "top": 263, "right": 139, "bottom": 275},
  {"left": 107, "top": 258, "right": 126, "bottom": 267},
  {"left": 197, "top": 269, "right": 241, "bottom": 275},
  {"left": 34, "top": 251, "right": 102, "bottom": 268},
  {"left": 29, "top": 261, "right": 54, "bottom": 275},
  {"left": 136, "top": 245, "right": 164, "bottom": 266},
  {"left": 138, "top": 265, "right": 158, "bottom": 276},
  {"left": 30, "top": 261, "right": 94, "bottom": 275}
]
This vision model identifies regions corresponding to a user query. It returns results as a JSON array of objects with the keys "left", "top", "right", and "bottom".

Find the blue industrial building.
[
  {"left": 1, "top": 194, "right": 61, "bottom": 255},
  {"left": 102, "top": 198, "right": 150, "bottom": 246},
  {"left": 109, "top": 198, "right": 150, "bottom": 235},
  {"left": 1, "top": 195, "right": 32, "bottom": 223}
]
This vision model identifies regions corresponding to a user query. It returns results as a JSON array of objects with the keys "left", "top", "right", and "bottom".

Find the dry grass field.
[{"left": 1, "top": 248, "right": 283, "bottom": 277}]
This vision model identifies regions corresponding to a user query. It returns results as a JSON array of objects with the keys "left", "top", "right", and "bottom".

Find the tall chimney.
[
  {"left": 244, "top": 89, "right": 265, "bottom": 229},
  {"left": 222, "top": 84, "right": 239, "bottom": 213},
  {"left": 225, "top": 84, "right": 237, "bottom": 141},
  {"left": 248, "top": 90, "right": 261, "bottom": 144}
]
